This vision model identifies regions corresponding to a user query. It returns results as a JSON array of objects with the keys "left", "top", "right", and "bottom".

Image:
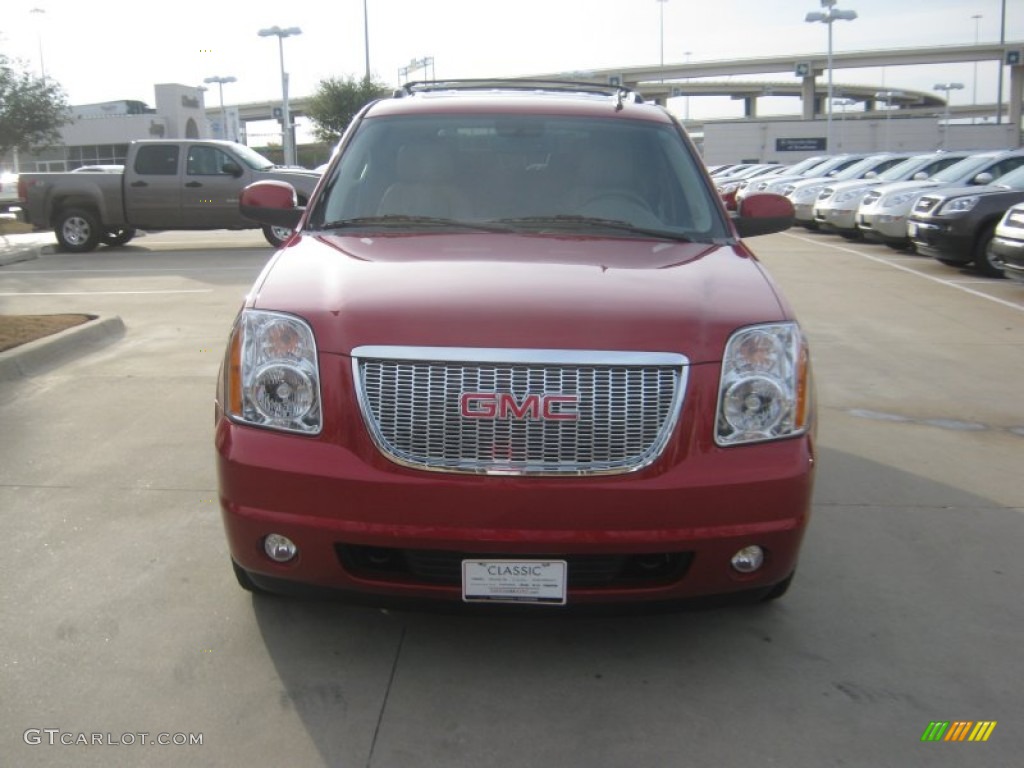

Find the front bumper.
[
  {"left": 857, "top": 210, "right": 911, "bottom": 244},
  {"left": 991, "top": 234, "right": 1024, "bottom": 281},
  {"left": 907, "top": 218, "right": 974, "bottom": 263},
  {"left": 814, "top": 205, "right": 858, "bottom": 232},
  {"left": 217, "top": 408, "right": 816, "bottom": 607}
]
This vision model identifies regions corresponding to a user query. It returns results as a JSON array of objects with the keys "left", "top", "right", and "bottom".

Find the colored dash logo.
[{"left": 921, "top": 721, "right": 997, "bottom": 742}]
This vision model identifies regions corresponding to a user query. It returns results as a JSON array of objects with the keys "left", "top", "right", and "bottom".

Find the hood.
[
  {"left": 870, "top": 179, "right": 942, "bottom": 197},
  {"left": 249, "top": 233, "right": 789, "bottom": 364},
  {"left": 916, "top": 183, "right": 1024, "bottom": 203}
]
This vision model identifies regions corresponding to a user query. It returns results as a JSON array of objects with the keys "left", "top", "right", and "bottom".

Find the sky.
[{"left": 1, "top": 0, "right": 1022, "bottom": 127}]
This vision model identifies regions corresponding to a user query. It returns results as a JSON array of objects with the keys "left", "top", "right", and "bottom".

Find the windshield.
[
  {"left": 876, "top": 155, "right": 935, "bottom": 182},
  {"left": 929, "top": 154, "right": 995, "bottom": 183},
  {"left": 309, "top": 114, "right": 726, "bottom": 241},
  {"left": 783, "top": 156, "right": 829, "bottom": 176},
  {"left": 231, "top": 144, "right": 276, "bottom": 171},
  {"left": 991, "top": 165, "right": 1024, "bottom": 189},
  {"left": 829, "top": 155, "right": 896, "bottom": 182}
]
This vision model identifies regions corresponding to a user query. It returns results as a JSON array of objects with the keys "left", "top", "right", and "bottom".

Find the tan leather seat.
[{"left": 377, "top": 142, "right": 471, "bottom": 219}]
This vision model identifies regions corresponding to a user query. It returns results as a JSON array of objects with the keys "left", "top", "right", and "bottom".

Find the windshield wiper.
[
  {"left": 495, "top": 215, "right": 692, "bottom": 241},
  {"left": 316, "top": 215, "right": 513, "bottom": 233}
]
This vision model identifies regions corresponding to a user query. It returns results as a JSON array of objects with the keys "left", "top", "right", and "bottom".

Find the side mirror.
[
  {"left": 240, "top": 180, "right": 304, "bottom": 228},
  {"left": 732, "top": 193, "right": 794, "bottom": 238},
  {"left": 222, "top": 161, "right": 243, "bottom": 178},
  {"left": 972, "top": 172, "right": 994, "bottom": 185},
  {"left": 864, "top": 171, "right": 877, "bottom": 178},
  {"left": 912, "top": 171, "right": 929, "bottom": 180}
]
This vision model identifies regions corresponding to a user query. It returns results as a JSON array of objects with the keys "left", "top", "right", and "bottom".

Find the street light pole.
[
  {"left": 203, "top": 75, "right": 237, "bottom": 141},
  {"left": 933, "top": 82, "right": 964, "bottom": 148},
  {"left": 363, "top": 0, "right": 371, "bottom": 82},
  {"left": 971, "top": 13, "right": 982, "bottom": 118},
  {"left": 258, "top": 25, "right": 302, "bottom": 166},
  {"left": 29, "top": 7, "right": 46, "bottom": 79},
  {"left": 657, "top": 0, "right": 668, "bottom": 68},
  {"left": 805, "top": 0, "right": 858, "bottom": 153},
  {"left": 874, "top": 90, "right": 903, "bottom": 150}
]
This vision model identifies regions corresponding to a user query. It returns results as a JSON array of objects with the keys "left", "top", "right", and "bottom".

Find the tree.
[
  {"left": 307, "top": 76, "right": 390, "bottom": 145},
  {"left": 0, "top": 54, "right": 71, "bottom": 159}
]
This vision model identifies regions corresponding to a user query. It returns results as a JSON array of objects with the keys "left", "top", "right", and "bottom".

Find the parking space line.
[
  {"left": 0, "top": 289, "right": 214, "bottom": 296},
  {"left": 0, "top": 267, "right": 261, "bottom": 275},
  {"left": 782, "top": 232, "right": 1024, "bottom": 313}
]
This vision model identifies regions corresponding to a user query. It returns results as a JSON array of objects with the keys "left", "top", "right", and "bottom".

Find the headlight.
[
  {"left": 939, "top": 196, "right": 980, "bottom": 214},
  {"left": 223, "top": 309, "right": 322, "bottom": 434},
  {"left": 882, "top": 192, "right": 917, "bottom": 208},
  {"left": 716, "top": 323, "right": 812, "bottom": 447},
  {"left": 792, "top": 185, "right": 824, "bottom": 203},
  {"left": 834, "top": 187, "right": 868, "bottom": 204}
]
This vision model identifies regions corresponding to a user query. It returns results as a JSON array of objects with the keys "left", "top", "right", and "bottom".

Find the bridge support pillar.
[
  {"left": 801, "top": 75, "right": 817, "bottom": 119},
  {"left": 1010, "top": 64, "right": 1023, "bottom": 148}
]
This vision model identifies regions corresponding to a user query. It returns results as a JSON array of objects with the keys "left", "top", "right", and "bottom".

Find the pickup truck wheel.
[
  {"left": 55, "top": 208, "right": 102, "bottom": 253},
  {"left": 262, "top": 224, "right": 293, "bottom": 248},
  {"left": 101, "top": 227, "right": 136, "bottom": 247}
]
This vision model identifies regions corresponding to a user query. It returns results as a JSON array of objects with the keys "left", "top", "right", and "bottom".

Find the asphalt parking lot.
[{"left": 1, "top": 228, "right": 1021, "bottom": 767}]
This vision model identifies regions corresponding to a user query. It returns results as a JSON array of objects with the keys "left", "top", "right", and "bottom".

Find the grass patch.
[{"left": 0, "top": 314, "right": 93, "bottom": 352}]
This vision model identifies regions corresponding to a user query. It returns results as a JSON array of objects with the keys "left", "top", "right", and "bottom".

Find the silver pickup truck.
[{"left": 19, "top": 139, "right": 321, "bottom": 251}]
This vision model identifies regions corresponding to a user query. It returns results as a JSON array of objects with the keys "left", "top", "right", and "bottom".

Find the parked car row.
[{"left": 711, "top": 148, "right": 1024, "bottom": 280}]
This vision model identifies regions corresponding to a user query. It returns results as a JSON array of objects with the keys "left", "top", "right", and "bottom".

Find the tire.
[
  {"left": 884, "top": 240, "right": 911, "bottom": 251},
  {"left": 55, "top": 207, "right": 102, "bottom": 253},
  {"left": 973, "top": 223, "right": 1005, "bottom": 278},
  {"left": 262, "top": 224, "right": 294, "bottom": 248},
  {"left": 761, "top": 571, "right": 795, "bottom": 602},
  {"left": 101, "top": 227, "right": 136, "bottom": 247}
]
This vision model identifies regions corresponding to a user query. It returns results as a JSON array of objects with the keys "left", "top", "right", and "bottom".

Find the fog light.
[
  {"left": 731, "top": 545, "right": 764, "bottom": 573},
  {"left": 264, "top": 534, "right": 298, "bottom": 563}
]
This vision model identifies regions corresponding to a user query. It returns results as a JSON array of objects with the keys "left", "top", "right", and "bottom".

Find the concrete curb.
[
  {"left": 0, "top": 244, "right": 41, "bottom": 267},
  {"left": 0, "top": 315, "right": 126, "bottom": 381}
]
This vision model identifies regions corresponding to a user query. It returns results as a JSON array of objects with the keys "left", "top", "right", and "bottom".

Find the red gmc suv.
[{"left": 216, "top": 80, "right": 814, "bottom": 608}]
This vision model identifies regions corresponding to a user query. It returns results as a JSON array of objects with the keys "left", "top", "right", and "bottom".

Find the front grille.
[
  {"left": 818, "top": 187, "right": 835, "bottom": 201},
  {"left": 861, "top": 190, "right": 881, "bottom": 207},
  {"left": 913, "top": 196, "right": 939, "bottom": 214},
  {"left": 336, "top": 544, "right": 694, "bottom": 589},
  {"left": 352, "top": 346, "right": 688, "bottom": 475}
]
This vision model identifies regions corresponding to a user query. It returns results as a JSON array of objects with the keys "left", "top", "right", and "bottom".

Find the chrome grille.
[
  {"left": 913, "top": 196, "right": 939, "bottom": 214},
  {"left": 352, "top": 346, "right": 688, "bottom": 476},
  {"left": 861, "top": 190, "right": 881, "bottom": 206}
]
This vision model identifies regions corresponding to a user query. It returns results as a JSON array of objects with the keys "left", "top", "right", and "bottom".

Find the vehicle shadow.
[{"left": 249, "top": 445, "right": 1024, "bottom": 767}]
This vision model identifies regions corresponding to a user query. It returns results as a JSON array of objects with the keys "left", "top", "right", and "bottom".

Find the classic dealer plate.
[{"left": 462, "top": 560, "right": 568, "bottom": 605}]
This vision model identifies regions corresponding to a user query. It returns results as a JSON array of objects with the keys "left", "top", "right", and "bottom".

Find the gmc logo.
[{"left": 460, "top": 392, "right": 579, "bottom": 421}]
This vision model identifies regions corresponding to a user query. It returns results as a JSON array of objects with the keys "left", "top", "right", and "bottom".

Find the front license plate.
[{"left": 462, "top": 560, "right": 567, "bottom": 605}]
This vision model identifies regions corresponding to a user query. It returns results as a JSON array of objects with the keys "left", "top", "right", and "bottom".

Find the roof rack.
[{"left": 394, "top": 79, "right": 644, "bottom": 107}]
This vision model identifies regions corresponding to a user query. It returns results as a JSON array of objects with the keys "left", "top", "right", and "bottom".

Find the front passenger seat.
[{"left": 377, "top": 142, "right": 471, "bottom": 219}]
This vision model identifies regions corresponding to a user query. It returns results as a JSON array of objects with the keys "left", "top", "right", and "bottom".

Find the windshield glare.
[
  {"left": 310, "top": 115, "right": 724, "bottom": 239},
  {"left": 232, "top": 144, "right": 276, "bottom": 171},
  {"left": 877, "top": 155, "right": 933, "bottom": 182},
  {"left": 991, "top": 165, "right": 1024, "bottom": 188},
  {"left": 930, "top": 155, "right": 994, "bottom": 182}
]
